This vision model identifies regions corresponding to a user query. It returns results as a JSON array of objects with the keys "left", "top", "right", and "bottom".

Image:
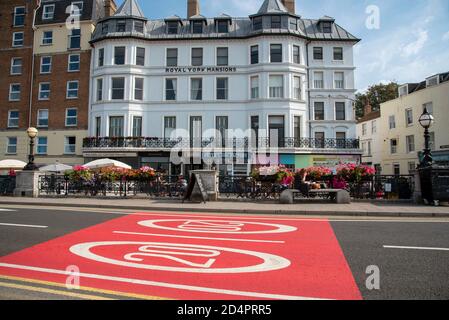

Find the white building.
[{"left": 84, "top": 0, "right": 361, "bottom": 175}]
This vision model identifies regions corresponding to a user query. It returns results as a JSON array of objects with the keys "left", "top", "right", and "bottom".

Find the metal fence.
[
  {"left": 38, "top": 174, "right": 415, "bottom": 201},
  {"left": 0, "top": 176, "right": 16, "bottom": 196},
  {"left": 38, "top": 175, "right": 187, "bottom": 198}
]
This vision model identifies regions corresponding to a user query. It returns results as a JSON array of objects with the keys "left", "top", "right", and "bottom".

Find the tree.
[{"left": 355, "top": 82, "right": 399, "bottom": 119}]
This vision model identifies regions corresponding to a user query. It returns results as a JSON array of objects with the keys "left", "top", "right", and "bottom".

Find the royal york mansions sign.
[{"left": 165, "top": 66, "right": 237, "bottom": 73}]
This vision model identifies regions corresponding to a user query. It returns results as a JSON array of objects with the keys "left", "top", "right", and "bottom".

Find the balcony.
[{"left": 83, "top": 137, "right": 360, "bottom": 151}]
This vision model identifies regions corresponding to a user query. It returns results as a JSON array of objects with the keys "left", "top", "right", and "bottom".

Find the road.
[{"left": 0, "top": 205, "right": 448, "bottom": 300}]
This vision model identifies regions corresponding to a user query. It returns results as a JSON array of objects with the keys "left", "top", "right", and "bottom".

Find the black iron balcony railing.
[{"left": 83, "top": 137, "right": 360, "bottom": 150}]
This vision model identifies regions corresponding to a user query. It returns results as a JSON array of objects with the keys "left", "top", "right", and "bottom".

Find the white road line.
[
  {"left": 0, "top": 223, "right": 48, "bottom": 229},
  {"left": 0, "top": 263, "right": 327, "bottom": 300},
  {"left": 0, "top": 209, "right": 15, "bottom": 212},
  {"left": 383, "top": 245, "right": 449, "bottom": 252},
  {"left": 113, "top": 231, "right": 285, "bottom": 244}
]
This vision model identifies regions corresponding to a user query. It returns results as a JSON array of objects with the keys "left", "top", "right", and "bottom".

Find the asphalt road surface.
[{"left": 0, "top": 205, "right": 448, "bottom": 300}]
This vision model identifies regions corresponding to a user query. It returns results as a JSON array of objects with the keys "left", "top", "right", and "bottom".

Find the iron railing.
[{"left": 83, "top": 137, "right": 360, "bottom": 150}]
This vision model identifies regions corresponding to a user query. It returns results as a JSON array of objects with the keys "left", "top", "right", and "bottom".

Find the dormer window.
[
  {"left": 321, "top": 22, "right": 332, "bottom": 33},
  {"left": 271, "top": 16, "right": 281, "bottom": 29},
  {"left": 217, "top": 20, "right": 229, "bottom": 33},
  {"left": 134, "top": 20, "right": 144, "bottom": 33},
  {"left": 399, "top": 85, "right": 408, "bottom": 97},
  {"left": 426, "top": 76, "right": 439, "bottom": 87},
  {"left": 192, "top": 21, "right": 203, "bottom": 34},
  {"left": 70, "top": 1, "right": 84, "bottom": 15},
  {"left": 167, "top": 21, "right": 179, "bottom": 34},
  {"left": 116, "top": 20, "right": 126, "bottom": 32},
  {"left": 289, "top": 18, "right": 298, "bottom": 31},
  {"left": 253, "top": 17, "right": 262, "bottom": 31},
  {"left": 42, "top": 4, "right": 55, "bottom": 20},
  {"left": 102, "top": 23, "right": 109, "bottom": 35}
]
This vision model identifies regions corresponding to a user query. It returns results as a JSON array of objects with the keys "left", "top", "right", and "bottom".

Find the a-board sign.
[{"left": 183, "top": 173, "right": 207, "bottom": 203}]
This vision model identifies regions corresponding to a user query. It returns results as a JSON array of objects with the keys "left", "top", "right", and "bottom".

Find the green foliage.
[{"left": 355, "top": 82, "right": 399, "bottom": 119}]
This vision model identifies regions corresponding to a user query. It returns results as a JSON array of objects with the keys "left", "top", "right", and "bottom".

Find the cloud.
[
  {"left": 401, "top": 29, "right": 428, "bottom": 58},
  {"left": 443, "top": 31, "right": 449, "bottom": 41}
]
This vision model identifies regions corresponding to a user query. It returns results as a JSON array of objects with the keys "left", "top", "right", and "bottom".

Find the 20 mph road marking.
[
  {"left": 0, "top": 263, "right": 326, "bottom": 300},
  {"left": 384, "top": 245, "right": 449, "bottom": 252},
  {"left": 0, "top": 223, "right": 48, "bottom": 229},
  {"left": 113, "top": 231, "right": 285, "bottom": 244}
]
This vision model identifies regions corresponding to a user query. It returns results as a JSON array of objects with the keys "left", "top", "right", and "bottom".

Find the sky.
[{"left": 116, "top": 0, "right": 449, "bottom": 92}]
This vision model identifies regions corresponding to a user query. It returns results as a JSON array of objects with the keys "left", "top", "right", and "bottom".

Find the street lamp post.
[
  {"left": 418, "top": 107, "right": 435, "bottom": 168},
  {"left": 23, "top": 127, "right": 39, "bottom": 171}
]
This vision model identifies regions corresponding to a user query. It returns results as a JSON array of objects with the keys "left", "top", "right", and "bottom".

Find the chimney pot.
[{"left": 188, "top": 0, "right": 200, "bottom": 18}]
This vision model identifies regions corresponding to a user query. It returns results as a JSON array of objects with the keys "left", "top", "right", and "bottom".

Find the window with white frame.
[
  {"left": 37, "top": 137, "right": 48, "bottom": 154},
  {"left": 166, "top": 48, "right": 178, "bottom": 67},
  {"left": 314, "top": 102, "right": 325, "bottom": 120},
  {"left": 37, "top": 109, "right": 49, "bottom": 127},
  {"left": 335, "top": 102, "right": 346, "bottom": 120},
  {"left": 95, "top": 117, "right": 101, "bottom": 137},
  {"left": 69, "top": 29, "right": 81, "bottom": 49},
  {"left": 134, "top": 20, "right": 144, "bottom": 33},
  {"left": 165, "top": 78, "right": 177, "bottom": 101},
  {"left": 408, "top": 162, "right": 416, "bottom": 173},
  {"left": 390, "top": 139, "right": 398, "bottom": 154},
  {"left": 429, "top": 132, "right": 435, "bottom": 151},
  {"left": 405, "top": 108, "right": 413, "bottom": 126},
  {"left": 372, "top": 120, "right": 377, "bottom": 134},
  {"left": 96, "top": 78, "right": 103, "bottom": 101},
  {"left": 398, "top": 85, "right": 408, "bottom": 97},
  {"left": 111, "top": 78, "right": 125, "bottom": 100},
  {"left": 164, "top": 116, "right": 176, "bottom": 139},
  {"left": 65, "top": 108, "right": 78, "bottom": 126},
  {"left": 13, "top": 7, "right": 25, "bottom": 27},
  {"left": 406, "top": 135, "right": 415, "bottom": 153},
  {"left": 250, "top": 45, "right": 259, "bottom": 64},
  {"left": 40, "top": 56, "right": 52, "bottom": 73},
  {"left": 98, "top": 48, "right": 104, "bottom": 67},
  {"left": 109, "top": 116, "right": 124, "bottom": 137},
  {"left": 334, "top": 72, "right": 344, "bottom": 89},
  {"left": 270, "top": 44, "right": 282, "bottom": 63},
  {"left": 293, "top": 45, "right": 300, "bottom": 64},
  {"left": 11, "top": 58, "right": 22, "bottom": 75},
  {"left": 136, "top": 47, "right": 145, "bottom": 66},
  {"left": 293, "top": 76, "right": 301, "bottom": 100},
  {"left": 217, "top": 47, "right": 228, "bottom": 66},
  {"left": 134, "top": 78, "right": 144, "bottom": 100},
  {"left": 114, "top": 46, "right": 126, "bottom": 65},
  {"left": 362, "top": 123, "right": 367, "bottom": 136},
  {"left": 216, "top": 77, "right": 228, "bottom": 100},
  {"left": 12, "top": 32, "right": 24, "bottom": 47},
  {"left": 313, "top": 47, "right": 323, "bottom": 60},
  {"left": 132, "top": 116, "right": 142, "bottom": 137},
  {"left": 64, "top": 136, "right": 76, "bottom": 154},
  {"left": 367, "top": 141, "right": 372, "bottom": 156},
  {"left": 191, "top": 78, "right": 203, "bottom": 100},
  {"left": 191, "top": 48, "right": 203, "bottom": 66},
  {"left": 314, "top": 71, "right": 324, "bottom": 89},
  {"left": 9, "top": 84, "right": 21, "bottom": 101},
  {"left": 6, "top": 137, "right": 18, "bottom": 154},
  {"left": 68, "top": 54, "right": 80, "bottom": 71},
  {"left": 70, "top": 1, "right": 84, "bottom": 15},
  {"left": 426, "top": 76, "right": 439, "bottom": 87},
  {"left": 333, "top": 47, "right": 343, "bottom": 60},
  {"left": 250, "top": 76, "right": 259, "bottom": 99},
  {"left": 269, "top": 75, "right": 284, "bottom": 98},
  {"left": 8, "top": 111, "right": 19, "bottom": 128},
  {"left": 42, "top": 5, "right": 55, "bottom": 20},
  {"left": 42, "top": 31, "right": 53, "bottom": 45},
  {"left": 389, "top": 115, "right": 396, "bottom": 129},
  {"left": 116, "top": 20, "right": 126, "bottom": 32},
  {"left": 393, "top": 164, "right": 400, "bottom": 175},
  {"left": 66, "top": 81, "right": 79, "bottom": 99},
  {"left": 423, "top": 102, "right": 433, "bottom": 115}
]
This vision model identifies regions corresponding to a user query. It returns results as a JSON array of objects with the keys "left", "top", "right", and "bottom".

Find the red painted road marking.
[{"left": 0, "top": 213, "right": 362, "bottom": 300}]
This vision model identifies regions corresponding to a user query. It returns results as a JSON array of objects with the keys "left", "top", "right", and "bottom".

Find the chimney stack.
[
  {"left": 364, "top": 98, "right": 372, "bottom": 116},
  {"left": 188, "top": 0, "right": 200, "bottom": 18},
  {"left": 104, "top": 0, "right": 117, "bottom": 18},
  {"left": 282, "top": 0, "right": 296, "bottom": 14}
]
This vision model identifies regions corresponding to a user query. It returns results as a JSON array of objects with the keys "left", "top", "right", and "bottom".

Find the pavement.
[
  {"left": 0, "top": 196, "right": 449, "bottom": 217},
  {"left": 0, "top": 205, "right": 448, "bottom": 300}
]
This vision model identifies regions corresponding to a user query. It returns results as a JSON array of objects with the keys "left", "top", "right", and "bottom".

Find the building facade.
[
  {"left": 372, "top": 72, "right": 449, "bottom": 175},
  {"left": 84, "top": 0, "right": 362, "bottom": 175},
  {"left": 0, "top": 0, "right": 116, "bottom": 167},
  {"left": 356, "top": 103, "right": 381, "bottom": 172}
]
